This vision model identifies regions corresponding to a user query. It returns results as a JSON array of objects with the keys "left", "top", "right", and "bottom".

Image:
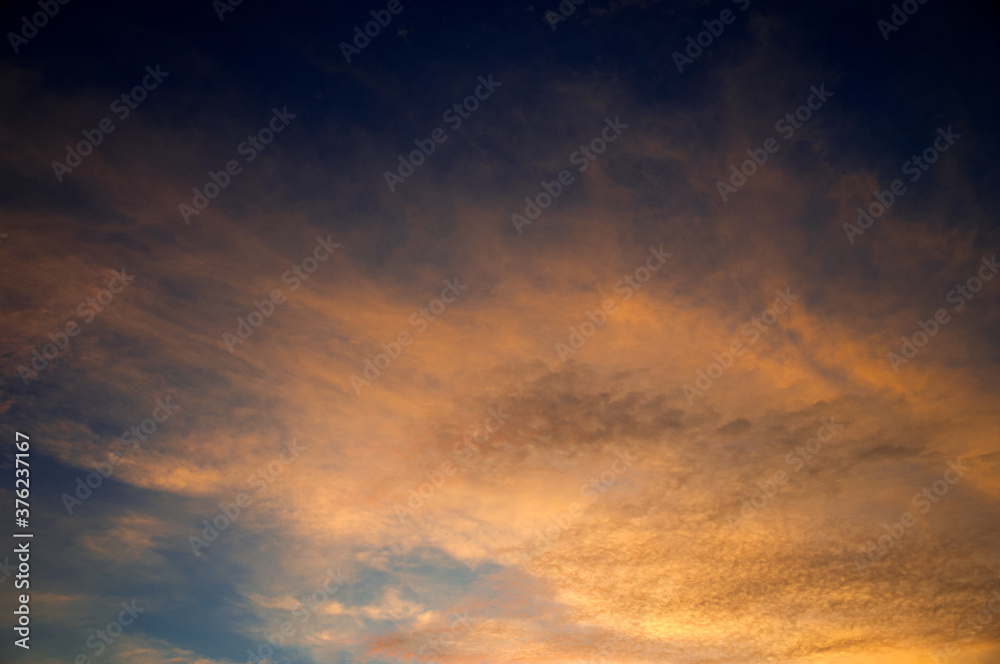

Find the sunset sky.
[{"left": 2, "top": 0, "right": 1000, "bottom": 663}]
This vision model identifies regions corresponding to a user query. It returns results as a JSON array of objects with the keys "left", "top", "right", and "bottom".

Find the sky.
[{"left": 1, "top": 0, "right": 1000, "bottom": 663}]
